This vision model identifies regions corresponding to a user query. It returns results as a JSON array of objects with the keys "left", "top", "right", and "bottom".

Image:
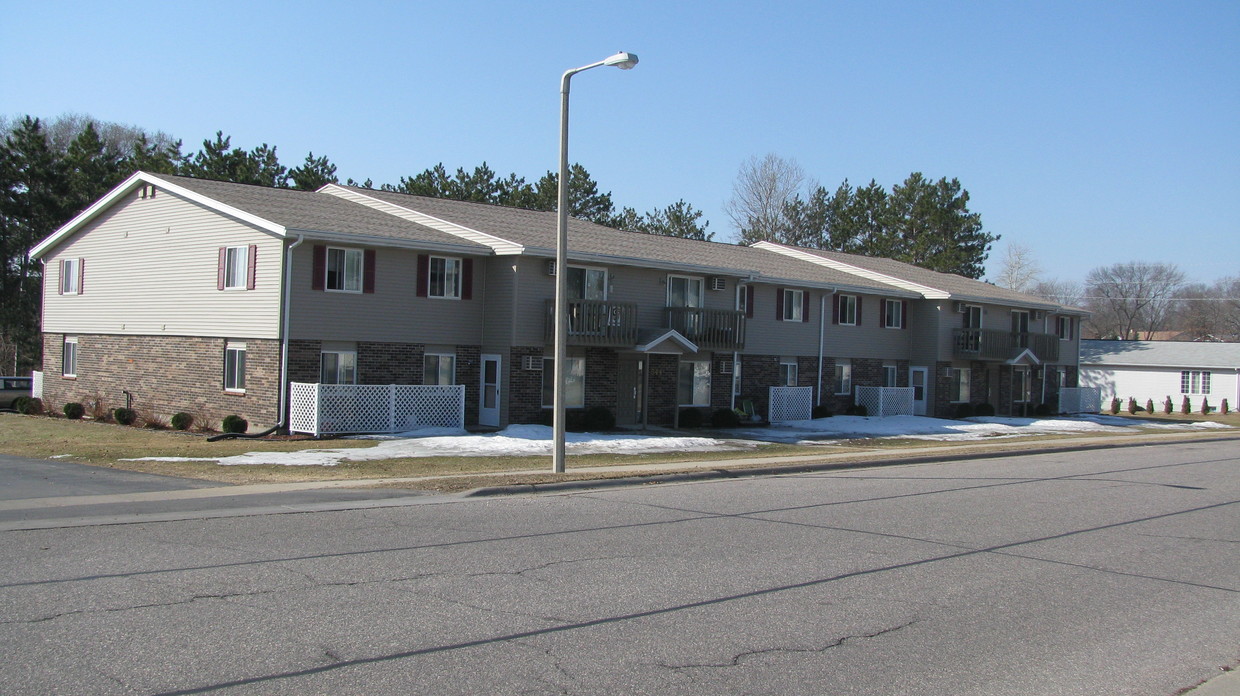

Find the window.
[
  {"left": 667, "top": 275, "right": 704, "bottom": 308},
  {"left": 1057, "top": 316, "right": 1074, "bottom": 340},
  {"left": 732, "top": 359, "right": 743, "bottom": 396},
  {"left": 1181, "top": 371, "right": 1211, "bottom": 395},
  {"left": 62, "top": 336, "right": 78, "bottom": 378},
  {"left": 60, "top": 258, "right": 81, "bottom": 295},
  {"left": 883, "top": 299, "right": 905, "bottom": 329},
  {"left": 424, "top": 354, "right": 455, "bottom": 385},
  {"left": 882, "top": 364, "right": 898, "bottom": 387},
  {"left": 429, "top": 256, "right": 462, "bottom": 299},
  {"left": 321, "top": 351, "right": 357, "bottom": 384},
  {"left": 542, "top": 357, "right": 585, "bottom": 408},
  {"left": 224, "top": 342, "right": 246, "bottom": 392},
  {"left": 834, "top": 359, "right": 852, "bottom": 395},
  {"left": 736, "top": 284, "right": 748, "bottom": 313},
  {"left": 223, "top": 246, "right": 248, "bottom": 290},
  {"left": 1014, "top": 367, "right": 1031, "bottom": 403},
  {"left": 779, "top": 359, "right": 798, "bottom": 387},
  {"left": 326, "top": 247, "right": 363, "bottom": 292},
  {"left": 678, "top": 360, "right": 711, "bottom": 406},
  {"left": 837, "top": 294, "right": 857, "bottom": 325},
  {"left": 567, "top": 266, "right": 606, "bottom": 300},
  {"left": 782, "top": 289, "right": 804, "bottom": 321},
  {"left": 963, "top": 305, "right": 982, "bottom": 329},
  {"left": 949, "top": 368, "right": 971, "bottom": 403}
]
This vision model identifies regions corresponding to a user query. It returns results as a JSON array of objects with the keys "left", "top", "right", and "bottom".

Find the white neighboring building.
[{"left": 1079, "top": 340, "right": 1240, "bottom": 409}]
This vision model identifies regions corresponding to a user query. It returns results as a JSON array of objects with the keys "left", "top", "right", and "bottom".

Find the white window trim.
[
  {"left": 568, "top": 265, "right": 608, "bottom": 301},
  {"left": 736, "top": 284, "right": 748, "bottom": 313},
  {"left": 428, "top": 255, "right": 463, "bottom": 300},
  {"left": 542, "top": 357, "right": 585, "bottom": 408},
  {"left": 678, "top": 359, "right": 712, "bottom": 407},
  {"left": 882, "top": 364, "right": 898, "bottom": 388},
  {"left": 223, "top": 246, "right": 248, "bottom": 290},
  {"left": 62, "top": 336, "right": 78, "bottom": 378},
  {"left": 783, "top": 289, "right": 804, "bottom": 321},
  {"left": 61, "top": 258, "right": 80, "bottom": 295},
  {"left": 325, "top": 246, "right": 363, "bottom": 294},
  {"left": 424, "top": 353, "right": 456, "bottom": 385},
  {"left": 779, "top": 358, "right": 798, "bottom": 387},
  {"left": 1057, "top": 316, "right": 1073, "bottom": 341},
  {"left": 224, "top": 342, "right": 246, "bottom": 393},
  {"left": 834, "top": 359, "right": 852, "bottom": 395},
  {"left": 666, "top": 274, "right": 705, "bottom": 308},
  {"left": 883, "top": 299, "right": 903, "bottom": 329},
  {"left": 949, "top": 367, "right": 971, "bottom": 403},
  {"left": 320, "top": 350, "right": 358, "bottom": 385},
  {"left": 839, "top": 294, "right": 858, "bottom": 326}
]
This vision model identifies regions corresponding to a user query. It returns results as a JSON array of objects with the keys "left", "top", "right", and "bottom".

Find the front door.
[
  {"left": 479, "top": 354, "right": 501, "bottom": 427},
  {"left": 616, "top": 357, "right": 645, "bottom": 427},
  {"left": 910, "top": 366, "right": 928, "bottom": 416}
]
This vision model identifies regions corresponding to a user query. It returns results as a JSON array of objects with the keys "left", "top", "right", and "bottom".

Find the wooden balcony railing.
[
  {"left": 665, "top": 307, "right": 746, "bottom": 351},
  {"left": 952, "top": 328, "right": 1060, "bottom": 362},
  {"left": 544, "top": 299, "right": 639, "bottom": 347}
]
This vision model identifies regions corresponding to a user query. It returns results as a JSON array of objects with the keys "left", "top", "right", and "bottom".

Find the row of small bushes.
[
  {"left": 11, "top": 397, "right": 249, "bottom": 433},
  {"left": 1110, "top": 396, "right": 1230, "bottom": 416},
  {"left": 536, "top": 406, "right": 616, "bottom": 432}
]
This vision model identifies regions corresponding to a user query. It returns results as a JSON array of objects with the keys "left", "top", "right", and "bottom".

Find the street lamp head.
[{"left": 603, "top": 51, "right": 639, "bottom": 70}]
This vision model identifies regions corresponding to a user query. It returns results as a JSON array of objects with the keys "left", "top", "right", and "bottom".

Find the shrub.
[
  {"left": 1181, "top": 396, "right": 1191, "bottom": 415},
  {"left": 954, "top": 403, "right": 975, "bottom": 419},
  {"left": 1128, "top": 398, "right": 1141, "bottom": 414},
  {"left": 21, "top": 397, "right": 43, "bottom": 415},
  {"left": 1201, "top": 397, "right": 1211, "bottom": 415},
  {"left": 975, "top": 403, "right": 996, "bottom": 417},
  {"left": 1145, "top": 399, "right": 1154, "bottom": 414},
  {"left": 63, "top": 402, "right": 85, "bottom": 420},
  {"left": 221, "top": 414, "right": 248, "bottom": 434},
  {"left": 88, "top": 397, "right": 110, "bottom": 421},
  {"left": 1034, "top": 403, "right": 1051, "bottom": 417},
  {"left": 171, "top": 412, "right": 194, "bottom": 431},
  {"left": 112, "top": 407, "right": 137, "bottom": 426},
  {"left": 1163, "top": 396, "right": 1173, "bottom": 415},
  {"left": 582, "top": 406, "right": 615, "bottom": 431},
  {"left": 1221, "top": 399, "right": 1230, "bottom": 415},
  {"left": 844, "top": 404, "right": 868, "bottom": 417},
  {"left": 678, "top": 408, "right": 704, "bottom": 428},
  {"left": 711, "top": 408, "right": 741, "bottom": 428},
  {"left": 139, "top": 410, "right": 168, "bottom": 429},
  {"left": 10, "top": 396, "right": 29, "bottom": 412},
  {"left": 811, "top": 404, "right": 833, "bottom": 419},
  {"left": 1110, "top": 397, "right": 1121, "bottom": 415}
]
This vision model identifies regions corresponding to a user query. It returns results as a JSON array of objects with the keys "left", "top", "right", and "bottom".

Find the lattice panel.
[
  {"left": 31, "top": 371, "right": 43, "bottom": 399},
  {"left": 289, "top": 383, "right": 465, "bottom": 435},
  {"left": 768, "top": 386, "right": 813, "bottom": 423},
  {"left": 854, "top": 386, "right": 914, "bottom": 418},
  {"left": 1057, "top": 387, "right": 1101, "bottom": 414}
]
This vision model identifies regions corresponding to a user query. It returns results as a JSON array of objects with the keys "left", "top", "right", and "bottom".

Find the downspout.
[{"left": 817, "top": 293, "right": 828, "bottom": 406}]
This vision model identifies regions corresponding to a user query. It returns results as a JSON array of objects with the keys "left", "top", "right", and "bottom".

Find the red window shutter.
[
  {"left": 416, "top": 254, "right": 429, "bottom": 297},
  {"left": 831, "top": 293, "right": 839, "bottom": 324},
  {"left": 77, "top": 258, "right": 84, "bottom": 294},
  {"left": 745, "top": 286, "right": 754, "bottom": 318},
  {"left": 58, "top": 260, "right": 64, "bottom": 295},
  {"left": 217, "top": 247, "right": 226, "bottom": 290},
  {"left": 902, "top": 301, "right": 909, "bottom": 329},
  {"left": 363, "top": 249, "right": 376, "bottom": 294},
  {"left": 461, "top": 258, "right": 474, "bottom": 300},
  {"left": 856, "top": 296, "right": 862, "bottom": 325},
  {"left": 312, "top": 245, "right": 325, "bottom": 290},
  {"left": 802, "top": 291, "right": 810, "bottom": 323},
  {"left": 775, "top": 287, "right": 785, "bottom": 321},
  {"left": 247, "top": 245, "right": 257, "bottom": 290}
]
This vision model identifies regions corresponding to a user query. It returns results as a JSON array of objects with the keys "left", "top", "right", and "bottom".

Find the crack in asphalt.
[
  {"left": 466, "top": 555, "right": 632, "bottom": 580},
  {"left": 656, "top": 620, "right": 920, "bottom": 671},
  {"left": 1, "top": 587, "right": 288, "bottom": 625}
]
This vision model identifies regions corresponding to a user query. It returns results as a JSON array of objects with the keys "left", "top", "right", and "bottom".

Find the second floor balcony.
[
  {"left": 665, "top": 307, "right": 746, "bottom": 351},
  {"left": 544, "top": 299, "right": 746, "bottom": 351},
  {"left": 953, "top": 328, "right": 1060, "bottom": 363}
]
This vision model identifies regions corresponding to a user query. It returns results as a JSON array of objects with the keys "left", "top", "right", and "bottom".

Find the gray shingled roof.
[
  {"left": 1080, "top": 340, "right": 1240, "bottom": 368},
  {"left": 342, "top": 187, "right": 912, "bottom": 294},
  {"left": 159, "top": 176, "right": 490, "bottom": 251}
]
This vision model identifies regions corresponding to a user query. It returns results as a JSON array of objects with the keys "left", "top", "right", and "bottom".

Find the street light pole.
[{"left": 553, "top": 51, "right": 638, "bottom": 474}]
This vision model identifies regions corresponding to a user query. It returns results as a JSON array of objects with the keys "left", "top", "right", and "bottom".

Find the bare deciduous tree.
[
  {"left": 725, "top": 153, "right": 809, "bottom": 245},
  {"left": 992, "top": 243, "right": 1042, "bottom": 293},
  {"left": 1032, "top": 279, "right": 1084, "bottom": 308},
  {"left": 1084, "top": 262, "right": 1185, "bottom": 340}
]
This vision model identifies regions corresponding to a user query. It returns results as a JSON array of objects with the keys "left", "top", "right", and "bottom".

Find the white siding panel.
[
  {"left": 821, "top": 294, "right": 911, "bottom": 360},
  {"left": 41, "top": 189, "right": 283, "bottom": 338},
  {"left": 1082, "top": 365, "right": 1240, "bottom": 406}
]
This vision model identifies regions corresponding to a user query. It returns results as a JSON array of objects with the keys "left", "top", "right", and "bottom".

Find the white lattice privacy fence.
[
  {"left": 854, "top": 387, "right": 914, "bottom": 417},
  {"left": 768, "top": 386, "right": 813, "bottom": 423},
  {"left": 289, "top": 382, "right": 465, "bottom": 436},
  {"left": 1057, "top": 387, "right": 1102, "bottom": 414},
  {"left": 31, "top": 371, "right": 43, "bottom": 399}
]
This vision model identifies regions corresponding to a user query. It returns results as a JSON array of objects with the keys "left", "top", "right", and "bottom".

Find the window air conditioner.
[
  {"left": 953, "top": 301, "right": 967, "bottom": 313},
  {"left": 545, "top": 260, "right": 556, "bottom": 276},
  {"left": 523, "top": 355, "right": 544, "bottom": 371},
  {"left": 718, "top": 360, "right": 734, "bottom": 374},
  {"left": 709, "top": 276, "right": 726, "bottom": 291}
]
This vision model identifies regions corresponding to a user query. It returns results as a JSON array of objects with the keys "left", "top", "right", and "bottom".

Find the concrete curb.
[
  {"left": 464, "top": 432, "right": 1240, "bottom": 497},
  {"left": 1179, "top": 668, "right": 1240, "bottom": 695}
]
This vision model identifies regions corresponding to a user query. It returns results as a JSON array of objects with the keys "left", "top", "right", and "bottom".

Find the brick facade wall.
[
  {"left": 508, "top": 347, "right": 545, "bottom": 424},
  {"left": 41, "top": 333, "right": 280, "bottom": 431},
  {"left": 647, "top": 354, "right": 678, "bottom": 427}
]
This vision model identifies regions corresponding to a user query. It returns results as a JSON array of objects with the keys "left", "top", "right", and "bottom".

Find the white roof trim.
[
  {"left": 634, "top": 330, "right": 699, "bottom": 354},
  {"left": 1006, "top": 348, "right": 1042, "bottom": 366},
  {"left": 30, "top": 171, "right": 286, "bottom": 259},
  {"left": 753, "top": 241, "right": 950, "bottom": 299},
  {"left": 319, "top": 184, "right": 525, "bottom": 255}
]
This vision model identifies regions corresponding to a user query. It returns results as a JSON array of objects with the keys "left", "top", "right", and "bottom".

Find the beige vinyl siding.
[
  {"left": 820, "top": 294, "right": 911, "bottom": 359},
  {"left": 907, "top": 301, "right": 943, "bottom": 368},
  {"left": 288, "top": 244, "right": 486, "bottom": 344},
  {"left": 481, "top": 257, "right": 519, "bottom": 351},
  {"left": 741, "top": 284, "right": 822, "bottom": 356},
  {"left": 41, "top": 189, "right": 283, "bottom": 338}
]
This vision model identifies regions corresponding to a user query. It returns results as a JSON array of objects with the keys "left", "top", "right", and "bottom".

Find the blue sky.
[{"left": 4, "top": 0, "right": 1237, "bottom": 284}]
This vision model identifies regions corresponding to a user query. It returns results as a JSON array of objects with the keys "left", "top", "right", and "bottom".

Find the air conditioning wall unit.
[
  {"left": 522, "top": 355, "right": 544, "bottom": 371},
  {"left": 709, "top": 276, "right": 727, "bottom": 291},
  {"left": 717, "top": 360, "right": 734, "bottom": 374},
  {"left": 545, "top": 260, "right": 556, "bottom": 276},
  {"left": 1031, "top": 310, "right": 1043, "bottom": 320},
  {"left": 952, "top": 301, "right": 967, "bottom": 313}
]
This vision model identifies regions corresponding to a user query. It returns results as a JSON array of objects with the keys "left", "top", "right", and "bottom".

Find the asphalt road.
[{"left": 1, "top": 441, "right": 1236, "bottom": 695}]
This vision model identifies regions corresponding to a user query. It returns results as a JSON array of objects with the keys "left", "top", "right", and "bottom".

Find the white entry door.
[
  {"left": 480, "top": 354, "right": 501, "bottom": 427},
  {"left": 910, "top": 366, "right": 928, "bottom": 416}
]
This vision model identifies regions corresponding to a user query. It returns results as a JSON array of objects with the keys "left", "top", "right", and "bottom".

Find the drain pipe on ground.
[{"left": 208, "top": 234, "right": 304, "bottom": 442}]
